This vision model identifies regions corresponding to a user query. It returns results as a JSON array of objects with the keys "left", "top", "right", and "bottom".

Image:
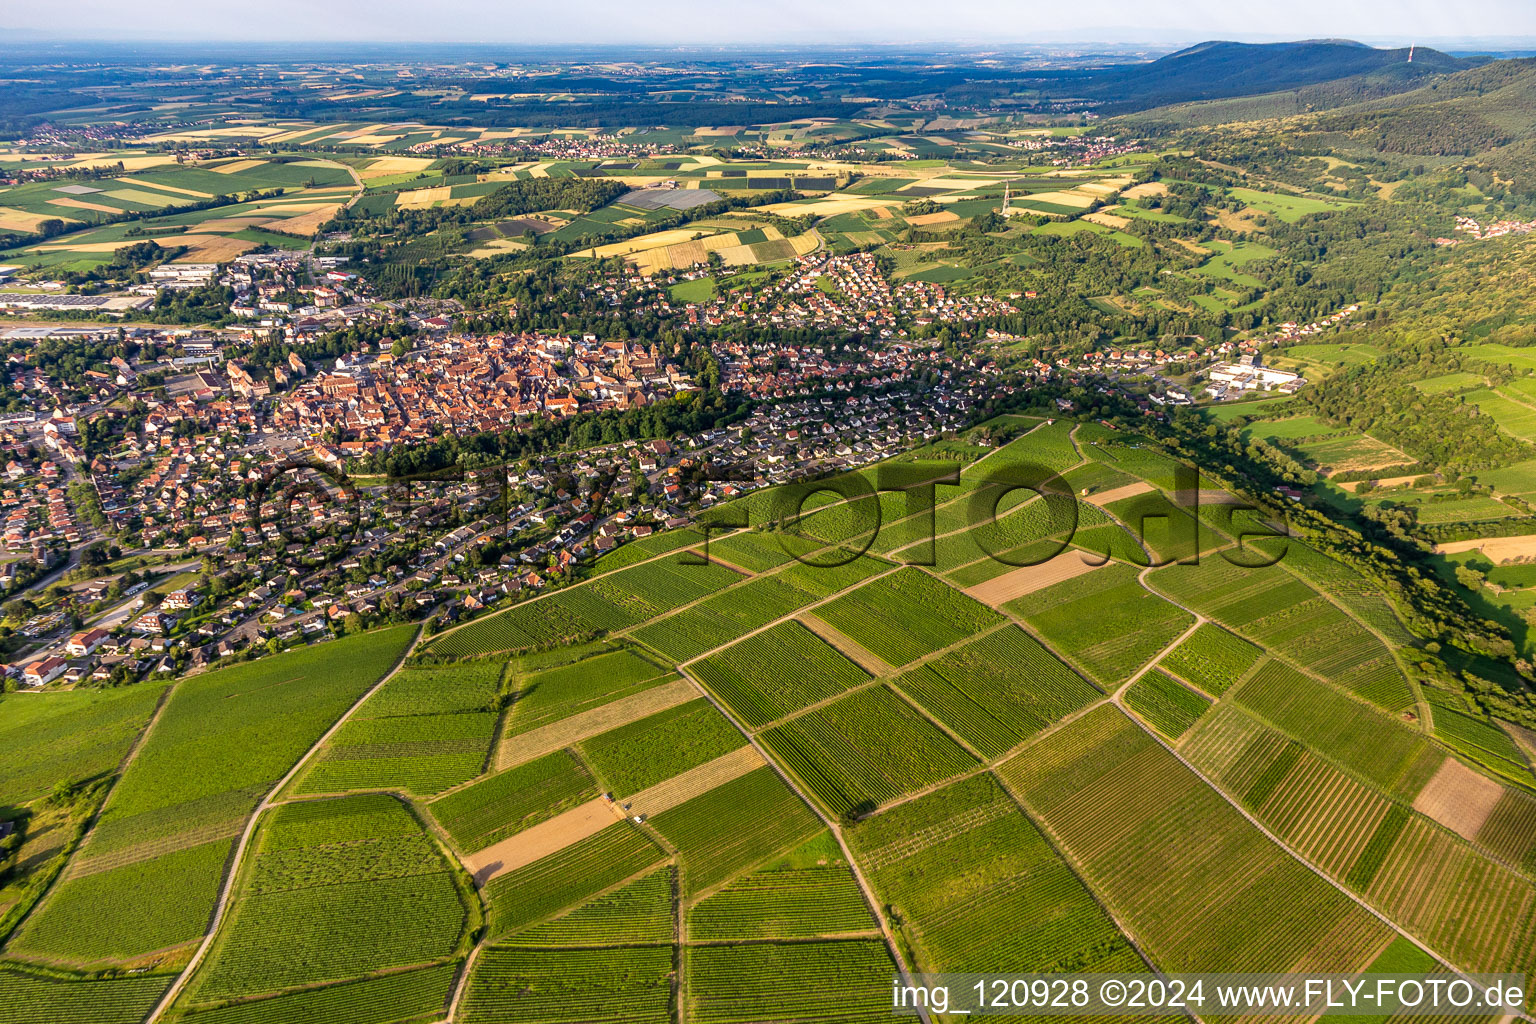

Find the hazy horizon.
[{"left": 9, "top": 0, "right": 1536, "bottom": 49}]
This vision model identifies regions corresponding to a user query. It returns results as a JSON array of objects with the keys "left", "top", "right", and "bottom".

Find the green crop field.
[
  {"left": 688, "top": 832, "right": 874, "bottom": 940},
  {"left": 647, "top": 766, "right": 822, "bottom": 897},
  {"left": 1181, "top": 703, "right": 1536, "bottom": 975},
  {"left": 484, "top": 822, "right": 664, "bottom": 937},
  {"left": 428, "top": 558, "right": 740, "bottom": 657},
  {"left": 296, "top": 710, "right": 498, "bottom": 797},
  {"left": 1001, "top": 706, "right": 1393, "bottom": 974},
  {"left": 761, "top": 685, "right": 977, "bottom": 817},
  {"left": 0, "top": 964, "right": 173, "bottom": 1024},
  {"left": 183, "top": 794, "right": 465, "bottom": 1003},
  {"left": 577, "top": 699, "right": 745, "bottom": 795},
  {"left": 0, "top": 685, "right": 166, "bottom": 806},
  {"left": 814, "top": 567, "right": 1004, "bottom": 667},
  {"left": 894, "top": 626, "right": 1100, "bottom": 756},
  {"left": 1157, "top": 623, "right": 1264, "bottom": 695},
  {"left": 502, "top": 645, "right": 675, "bottom": 735},
  {"left": 9, "top": 837, "right": 234, "bottom": 964},
  {"left": 690, "top": 619, "right": 870, "bottom": 727},
  {"left": 10, "top": 627, "right": 415, "bottom": 963},
  {"left": 1012, "top": 562, "right": 1194, "bottom": 687},
  {"left": 460, "top": 946, "right": 673, "bottom": 1024},
  {"left": 1230, "top": 660, "right": 1442, "bottom": 796},
  {"left": 427, "top": 750, "right": 598, "bottom": 851},
  {"left": 630, "top": 573, "right": 820, "bottom": 662},
  {"left": 178, "top": 962, "right": 457, "bottom": 1024},
  {"left": 687, "top": 940, "right": 896, "bottom": 1023},
  {"left": 848, "top": 772, "right": 1144, "bottom": 974},
  {"left": 1124, "top": 669, "right": 1212, "bottom": 738},
  {"left": 1148, "top": 559, "right": 1413, "bottom": 711},
  {"left": 512, "top": 866, "right": 676, "bottom": 947}
]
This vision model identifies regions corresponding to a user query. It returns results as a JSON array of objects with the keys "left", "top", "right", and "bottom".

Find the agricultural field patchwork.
[{"left": 182, "top": 794, "right": 466, "bottom": 1004}]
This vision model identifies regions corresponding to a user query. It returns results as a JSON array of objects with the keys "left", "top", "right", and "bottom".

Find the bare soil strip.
[
  {"left": 463, "top": 797, "right": 626, "bottom": 886},
  {"left": 494, "top": 678, "right": 696, "bottom": 770},
  {"left": 622, "top": 745, "right": 764, "bottom": 819},
  {"left": 799, "top": 612, "right": 893, "bottom": 675},
  {"left": 1412, "top": 757, "right": 1504, "bottom": 840},
  {"left": 1084, "top": 481, "right": 1153, "bottom": 506},
  {"left": 1433, "top": 534, "right": 1536, "bottom": 561},
  {"left": 965, "top": 550, "right": 1103, "bottom": 606}
]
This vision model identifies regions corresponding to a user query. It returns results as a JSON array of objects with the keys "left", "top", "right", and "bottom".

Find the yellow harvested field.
[
  {"left": 527, "top": 164, "right": 551, "bottom": 178},
  {"left": 906, "top": 211, "right": 959, "bottom": 226},
  {"left": 58, "top": 153, "right": 169, "bottom": 171},
  {"left": 1412, "top": 757, "right": 1501, "bottom": 840},
  {"left": 1022, "top": 190, "right": 1096, "bottom": 208},
  {"left": 869, "top": 206, "right": 893, "bottom": 220},
  {"left": 592, "top": 229, "right": 723, "bottom": 258},
  {"left": 48, "top": 197, "right": 121, "bottom": 215},
  {"left": 104, "top": 188, "right": 175, "bottom": 206},
  {"left": 1337, "top": 474, "right": 1425, "bottom": 492},
  {"left": 395, "top": 187, "right": 451, "bottom": 207},
  {"left": 1123, "top": 181, "right": 1170, "bottom": 199},
  {"left": 251, "top": 201, "right": 346, "bottom": 216},
  {"left": 1433, "top": 534, "right": 1536, "bottom": 561},
  {"left": 188, "top": 216, "right": 275, "bottom": 233},
  {"left": 268, "top": 206, "right": 341, "bottom": 237},
  {"left": 340, "top": 134, "right": 403, "bottom": 146},
  {"left": 714, "top": 244, "right": 757, "bottom": 266},
  {"left": 35, "top": 233, "right": 257, "bottom": 260},
  {"left": 211, "top": 158, "right": 267, "bottom": 175},
  {"left": 469, "top": 238, "right": 530, "bottom": 258},
  {"left": 1078, "top": 179, "right": 1132, "bottom": 196},
  {"left": 462, "top": 797, "right": 626, "bottom": 886},
  {"left": 1085, "top": 480, "right": 1153, "bottom": 506},
  {"left": 0, "top": 207, "right": 78, "bottom": 231},
  {"left": 169, "top": 235, "right": 258, "bottom": 261},
  {"left": 360, "top": 156, "right": 435, "bottom": 178},
  {"left": 1084, "top": 211, "right": 1133, "bottom": 230},
  {"left": 790, "top": 230, "right": 821, "bottom": 255},
  {"left": 264, "top": 125, "right": 335, "bottom": 144},
  {"left": 965, "top": 551, "right": 1103, "bottom": 606},
  {"left": 695, "top": 126, "right": 743, "bottom": 137},
  {"left": 624, "top": 746, "right": 764, "bottom": 817},
  {"left": 904, "top": 176, "right": 999, "bottom": 191},
  {"left": 33, "top": 240, "right": 142, "bottom": 253},
  {"left": 114, "top": 176, "right": 213, "bottom": 198},
  {"left": 760, "top": 196, "right": 902, "bottom": 217}
]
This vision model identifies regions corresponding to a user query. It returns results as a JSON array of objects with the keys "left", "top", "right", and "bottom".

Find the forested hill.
[
  {"left": 1315, "top": 58, "right": 1536, "bottom": 156},
  {"left": 1047, "top": 39, "right": 1476, "bottom": 112}
]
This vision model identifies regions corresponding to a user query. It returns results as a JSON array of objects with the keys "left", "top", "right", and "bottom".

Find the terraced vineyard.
[
  {"left": 460, "top": 946, "right": 674, "bottom": 1024},
  {"left": 181, "top": 794, "right": 466, "bottom": 1004},
  {"left": 1148, "top": 557, "right": 1414, "bottom": 711},
  {"left": 13, "top": 413, "right": 1536, "bottom": 1021},
  {"left": 1013, "top": 562, "right": 1194, "bottom": 687},
  {"left": 690, "top": 619, "right": 870, "bottom": 727},
  {"left": 1000, "top": 707, "right": 1393, "bottom": 974},
  {"left": 427, "top": 751, "right": 597, "bottom": 850},
  {"left": 814, "top": 567, "right": 1004, "bottom": 667},
  {"left": 761, "top": 685, "right": 977, "bottom": 817},
  {"left": 9, "top": 627, "right": 416, "bottom": 964},
  {"left": 848, "top": 772, "right": 1147, "bottom": 975},
  {"left": 894, "top": 625, "right": 1101, "bottom": 756}
]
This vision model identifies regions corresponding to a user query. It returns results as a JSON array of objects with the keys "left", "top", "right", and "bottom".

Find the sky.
[{"left": 10, "top": 0, "right": 1536, "bottom": 47}]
